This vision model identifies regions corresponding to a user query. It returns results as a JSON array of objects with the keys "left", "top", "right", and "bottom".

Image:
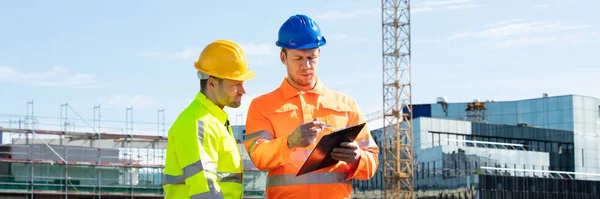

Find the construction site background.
[{"left": 0, "top": 101, "right": 385, "bottom": 199}]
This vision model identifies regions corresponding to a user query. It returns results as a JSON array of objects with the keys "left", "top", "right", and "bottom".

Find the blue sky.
[{"left": 1, "top": 0, "right": 599, "bottom": 136}]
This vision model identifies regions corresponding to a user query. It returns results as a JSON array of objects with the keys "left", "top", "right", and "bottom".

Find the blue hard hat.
[{"left": 275, "top": 14, "right": 326, "bottom": 49}]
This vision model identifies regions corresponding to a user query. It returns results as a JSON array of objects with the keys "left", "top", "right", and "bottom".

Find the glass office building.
[
  {"left": 422, "top": 94, "right": 600, "bottom": 177},
  {"left": 403, "top": 94, "right": 600, "bottom": 198},
  {"left": 411, "top": 117, "right": 597, "bottom": 197}
]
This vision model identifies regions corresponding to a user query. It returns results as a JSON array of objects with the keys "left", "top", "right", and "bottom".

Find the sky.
[{"left": 1, "top": 0, "right": 599, "bottom": 136}]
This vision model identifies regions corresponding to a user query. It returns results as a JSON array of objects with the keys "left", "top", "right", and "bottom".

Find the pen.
[{"left": 314, "top": 118, "right": 332, "bottom": 129}]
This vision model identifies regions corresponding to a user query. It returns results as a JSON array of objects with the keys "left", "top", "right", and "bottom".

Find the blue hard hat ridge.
[{"left": 275, "top": 14, "right": 327, "bottom": 50}]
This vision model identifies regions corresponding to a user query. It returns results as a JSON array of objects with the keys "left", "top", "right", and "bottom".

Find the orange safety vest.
[{"left": 244, "top": 77, "right": 379, "bottom": 199}]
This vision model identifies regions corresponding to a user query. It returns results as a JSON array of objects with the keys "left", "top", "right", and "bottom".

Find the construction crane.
[
  {"left": 382, "top": 0, "right": 413, "bottom": 198},
  {"left": 365, "top": 110, "right": 383, "bottom": 122}
]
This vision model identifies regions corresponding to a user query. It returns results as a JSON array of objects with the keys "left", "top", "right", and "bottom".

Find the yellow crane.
[{"left": 381, "top": 0, "right": 414, "bottom": 198}]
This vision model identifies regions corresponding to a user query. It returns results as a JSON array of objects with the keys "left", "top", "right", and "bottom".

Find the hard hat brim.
[
  {"left": 276, "top": 41, "right": 326, "bottom": 50},
  {"left": 227, "top": 70, "right": 256, "bottom": 81},
  {"left": 196, "top": 64, "right": 256, "bottom": 81}
]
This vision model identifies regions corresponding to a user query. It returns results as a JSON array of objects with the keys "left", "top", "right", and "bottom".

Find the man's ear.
[
  {"left": 280, "top": 50, "right": 286, "bottom": 64},
  {"left": 206, "top": 76, "right": 217, "bottom": 90}
]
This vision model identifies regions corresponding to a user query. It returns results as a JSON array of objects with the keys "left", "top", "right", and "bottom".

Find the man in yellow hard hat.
[{"left": 163, "top": 39, "right": 256, "bottom": 199}]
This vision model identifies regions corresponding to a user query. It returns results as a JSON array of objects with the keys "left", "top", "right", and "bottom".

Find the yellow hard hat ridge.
[{"left": 194, "top": 40, "right": 256, "bottom": 81}]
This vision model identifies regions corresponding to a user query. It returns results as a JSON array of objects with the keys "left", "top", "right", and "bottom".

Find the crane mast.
[{"left": 382, "top": 0, "right": 414, "bottom": 198}]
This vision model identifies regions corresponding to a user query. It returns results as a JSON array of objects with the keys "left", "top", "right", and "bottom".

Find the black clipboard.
[{"left": 296, "top": 122, "right": 366, "bottom": 176}]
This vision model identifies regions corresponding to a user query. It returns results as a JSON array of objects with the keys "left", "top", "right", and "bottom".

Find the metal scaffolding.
[{"left": 0, "top": 101, "right": 167, "bottom": 198}]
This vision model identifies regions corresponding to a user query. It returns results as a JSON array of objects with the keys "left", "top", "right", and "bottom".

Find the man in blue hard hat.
[{"left": 243, "top": 14, "right": 380, "bottom": 198}]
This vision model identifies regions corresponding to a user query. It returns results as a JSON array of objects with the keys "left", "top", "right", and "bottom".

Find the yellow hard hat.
[{"left": 194, "top": 40, "right": 256, "bottom": 81}]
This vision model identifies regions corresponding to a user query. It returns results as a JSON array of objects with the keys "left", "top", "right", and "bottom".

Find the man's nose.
[
  {"left": 301, "top": 58, "right": 311, "bottom": 69},
  {"left": 239, "top": 85, "right": 247, "bottom": 95}
]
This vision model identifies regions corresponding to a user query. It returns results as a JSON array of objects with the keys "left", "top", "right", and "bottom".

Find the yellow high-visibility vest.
[{"left": 163, "top": 92, "right": 243, "bottom": 199}]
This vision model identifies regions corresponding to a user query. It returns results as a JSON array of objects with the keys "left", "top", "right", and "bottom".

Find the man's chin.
[
  {"left": 297, "top": 79, "right": 314, "bottom": 87},
  {"left": 226, "top": 103, "right": 242, "bottom": 108}
]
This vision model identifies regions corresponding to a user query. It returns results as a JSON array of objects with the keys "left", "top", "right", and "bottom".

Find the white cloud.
[
  {"left": 456, "top": 64, "right": 465, "bottom": 68},
  {"left": 533, "top": 3, "right": 549, "bottom": 8},
  {"left": 0, "top": 66, "right": 109, "bottom": 89},
  {"left": 412, "top": 7, "right": 436, "bottom": 13},
  {"left": 239, "top": 43, "right": 279, "bottom": 55},
  {"left": 413, "top": 0, "right": 480, "bottom": 13},
  {"left": 447, "top": 4, "right": 480, "bottom": 9},
  {"left": 314, "top": 8, "right": 378, "bottom": 21},
  {"left": 138, "top": 48, "right": 199, "bottom": 60},
  {"left": 488, "top": 34, "right": 585, "bottom": 49},
  {"left": 102, "top": 95, "right": 156, "bottom": 109},
  {"left": 172, "top": 49, "right": 196, "bottom": 60},
  {"left": 483, "top": 19, "right": 525, "bottom": 28},
  {"left": 443, "top": 19, "right": 594, "bottom": 48}
]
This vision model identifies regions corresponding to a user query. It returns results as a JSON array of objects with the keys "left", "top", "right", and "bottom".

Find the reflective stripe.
[
  {"left": 218, "top": 172, "right": 243, "bottom": 184},
  {"left": 191, "top": 190, "right": 223, "bottom": 199},
  {"left": 198, "top": 121, "right": 223, "bottom": 196},
  {"left": 163, "top": 174, "right": 185, "bottom": 185},
  {"left": 245, "top": 130, "right": 275, "bottom": 155},
  {"left": 247, "top": 140, "right": 258, "bottom": 154},
  {"left": 162, "top": 160, "right": 216, "bottom": 185},
  {"left": 166, "top": 172, "right": 242, "bottom": 185},
  {"left": 244, "top": 130, "right": 275, "bottom": 141},
  {"left": 183, "top": 160, "right": 204, "bottom": 178},
  {"left": 267, "top": 172, "right": 351, "bottom": 187},
  {"left": 357, "top": 136, "right": 377, "bottom": 149}
]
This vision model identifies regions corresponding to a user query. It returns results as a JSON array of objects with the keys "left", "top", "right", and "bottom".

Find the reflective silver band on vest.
[
  {"left": 191, "top": 190, "right": 222, "bottom": 199},
  {"left": 195, "top": 120, "right": 223, "bottom": 198},
  {"left": 165, "top": 172, "right": 242, "bottom": 185},
  {"left": 244, "top": 130, "right": 275, "bottom": 141},
  {"left": 183, "top": 160, "right": 205, "bottom": 178},
  {"left": 163, "top": 174, "right": 185, "bottom": 185},
  {"left": 247, "top": 140, "right": 259, "bottom": 155},
  {"left": 266, "top": 172, "right": 351, "bottom": 187},
  {"left": 163, "top": 161, "right": 221, "bottom": 185},
  {"left": 245, "top": 130, "right": 274, "bottom": 156},
  {"left": 357, "top": 136, "right": 377, "bottom": 149}
]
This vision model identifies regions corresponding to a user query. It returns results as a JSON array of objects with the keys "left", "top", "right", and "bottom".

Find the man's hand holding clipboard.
[
  {"left": 331, "top": 140, "right": 362, "bottom": 167},
  {"left": 295, "top": 122, "right": 367, "bottom": 176}
]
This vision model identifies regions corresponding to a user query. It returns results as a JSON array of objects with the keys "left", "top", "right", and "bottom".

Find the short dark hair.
[
  {"left": 281, "top": 47, "right": 287, "bottom": 55},
  {"left": 200, "top": 76, "right": 223, "bottom": 92}
]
